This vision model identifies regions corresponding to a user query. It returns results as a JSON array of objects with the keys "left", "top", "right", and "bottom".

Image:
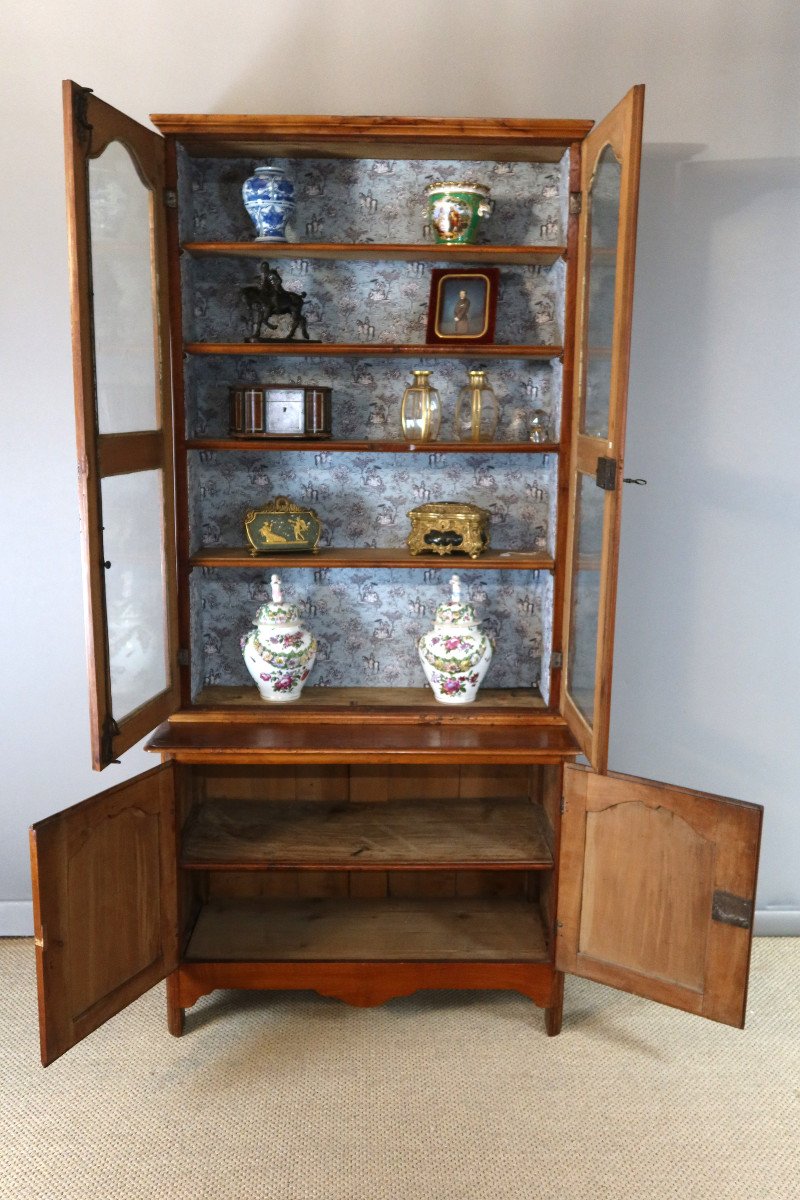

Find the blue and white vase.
[{"left": 242, "top": 164, "right": 295, "bottom": 242}]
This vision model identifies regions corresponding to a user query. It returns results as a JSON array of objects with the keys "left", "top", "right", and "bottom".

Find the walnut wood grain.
[
  {"left": 185, "top": 897, "right": 548, "bottom": 962},
  {"left": 173, "top": 960, "right": 556, "bottom": 1010},
  {"left": 186, "top": 438, "right": 560, "bottom": 454},
  {"left": 63, "top": 81, "right": 180, "bottom": 768},
  {"left": 145, "top": 719, "right": 580, "bottom": 764},
  {"left": 183, "top": 242, "right": 566, "bottom": 265},
  {"left": 189, "top": 547, "right": 556, "bottom": 570},
  {"left": 149, "top": 113, "right": 594, "bottom": 162},
  {"left": 182, "top": 797, "right": 553, "bottom": 870},
  {"left": 29, "top": 762, "right": 178, "bottom": 1065},
  {"left": 192, "top": 762, "right": 536, "bottom": 802},
  {"left": 185, "top": 342, "right": 563, "bottom": 359},
  {"left": 556, "top": 764, "right": 763, "bottom": 1028},
  {"left": 188, "top": 686, "right": 550, "bottom": 722},
  {"left": 559, "top": 86, "right": 645, "bottom": 772}
]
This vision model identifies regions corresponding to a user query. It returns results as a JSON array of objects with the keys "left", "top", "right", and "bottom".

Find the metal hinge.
[
  {"left": 595, "top": 456, "right": 617, "bottom": 491},
  {"left": 101, "top": 713, "right": 121, "bottom": 766},
  {"left": 73, "top": 86, "right": 94, "bottom": 148},
  {"left": 569, "top": 191, "right": 582, "bottom": 217},
  {"left": 551, "top": 651, "right": 563, "bottom": 671},
  {"left": 164, "top": 189, "right": 178, "bottom": 209},
  {"left": 177, "top": 649, "right": 190, "bottom": 667},
  {"left": 712, "top": 890, "right": 753, "bottom": 930},
  {"left": 560, "top": 797, "right": 566, "bottom": 815}
]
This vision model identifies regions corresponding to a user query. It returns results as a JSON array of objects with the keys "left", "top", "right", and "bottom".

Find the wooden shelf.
[
  {"left": 189, "top": 547, "right": 555, "bottom": 570},
  {"left": 183, "top": 241, "right": 566, "bottom": 266},
  {"left": 186, "top": 438, "right": 560, "bottom": 454},
  {"left": 189, "top": 686, "right": 548, "bottom": 722},
  {"left": 184, "top": 897, "right": 548, "bottom": 962},
  {"left": 146, "top": 718, "right": 580, "bottom": 764},
  {"left": 185, "top": 342, "right": 563, "bottom": 359},
  {"left": 182, "top": 797, "right": 553, "bottom": 871}
]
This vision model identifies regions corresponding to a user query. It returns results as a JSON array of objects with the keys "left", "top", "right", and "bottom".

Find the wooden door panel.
[
  {"left": 560, "top": 86, "right": 644, "bottom": 771},
  {"left": 63, "top": 81, "right": 179, "bottom": 768},
  {"left": 30, "top": 763, "right": 178, "bottom": 1065},
  {"left": 557, "top": 764, "right": 762, "bottom": 1028}
]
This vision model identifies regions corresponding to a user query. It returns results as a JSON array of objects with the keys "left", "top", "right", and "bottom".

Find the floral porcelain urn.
[
  {"left": 242, "top": 164, "right": 295, "bottom": 242},
  {"left": 241, "top": 575, "right": 317, "bottom": 701},
  {"left": 418, "top": 574, "right": 493, "bottom": 704}
]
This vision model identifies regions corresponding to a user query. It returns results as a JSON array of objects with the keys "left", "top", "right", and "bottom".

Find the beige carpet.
[{"left": 1, "top": 938, "right": 798, "bottom": 1200}]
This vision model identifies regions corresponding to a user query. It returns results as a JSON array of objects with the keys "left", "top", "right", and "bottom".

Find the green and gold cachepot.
[{"left": 425, "top": 182, "right": 493, "bottom": 244}]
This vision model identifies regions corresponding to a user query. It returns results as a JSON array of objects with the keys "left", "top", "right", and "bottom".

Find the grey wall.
[{"left": 1, "top": 0, "right": 798, "bottom": 933}]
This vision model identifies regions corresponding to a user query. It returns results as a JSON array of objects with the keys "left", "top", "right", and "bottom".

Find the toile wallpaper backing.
[
  {"left": 186, "top": 354, "right": 561, "bottom": 443},
  {"left": 184, "top": 256, "right": 564, "bottom": 347},
  {"left": 178, "top": 150, "right": 566, "bottom": 704},
  {"left": 192, "top": 567, "right": 553, "bottom": 701},
  {"left": 177, "top": 152, "right": 569, "bottom": 246},
  {"left": 189, "top": 450, "right": 557, "bottom": 555}
]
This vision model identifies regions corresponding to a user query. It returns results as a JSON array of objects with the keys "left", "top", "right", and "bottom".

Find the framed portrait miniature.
[{"left": 426, "top": 268, "right": 499, "bottom": 345}]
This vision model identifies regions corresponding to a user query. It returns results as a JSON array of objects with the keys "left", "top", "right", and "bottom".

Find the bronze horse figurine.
[{"left": 241, "top": 261, "right": 311, "bottom": 341}]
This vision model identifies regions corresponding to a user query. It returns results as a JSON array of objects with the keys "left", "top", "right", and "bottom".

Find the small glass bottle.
[
  {"left": 400, "top": 370, "right": 441, "bottom": 442},
  {"left": 528, "top": 408, "right": 550, "bottom": 444},
  {"left": 454, "top": 370, "right": 498, "bottom": 442}
]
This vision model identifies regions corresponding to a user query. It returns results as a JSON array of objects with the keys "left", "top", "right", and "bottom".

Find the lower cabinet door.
[
  {"left": 29, "top": 761, "right": 178, "bottom": 1065},
  {"left": 556, "top": 763, "right": 762, "bottom": 1027}
]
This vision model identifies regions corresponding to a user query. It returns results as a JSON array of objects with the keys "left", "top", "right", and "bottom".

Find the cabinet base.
[{"left": 166, "top": 962, "right": 563, "bottom": 1035}]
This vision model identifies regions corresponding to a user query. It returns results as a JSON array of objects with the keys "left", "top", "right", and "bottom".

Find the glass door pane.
[
  {"left": 580, "top": 146, "right": 621, "bottom": 439},
  {"left": 101, "top": 470, "right": 170, "bottom": 720},
  {"left": 88, "top": 142, "right": 160, "bottom": 433},
  {"left": 567, "top": 473, "right": 604, "bottom": 725}
]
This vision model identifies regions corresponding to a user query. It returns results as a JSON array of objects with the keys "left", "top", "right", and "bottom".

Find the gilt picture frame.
[{"left": 426, "top": 268, "right": 499, "bottom": 345}]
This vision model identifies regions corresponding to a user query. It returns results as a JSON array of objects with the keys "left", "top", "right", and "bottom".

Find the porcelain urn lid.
[
  {"left": 433, "top": 575, "right": 479, "bottom": 627},
  {"left": 255, "top": 575, "right": 300, "bottom": 626}
]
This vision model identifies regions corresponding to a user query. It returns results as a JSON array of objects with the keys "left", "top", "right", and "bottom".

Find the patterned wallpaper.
[
  {"left": 186, "top": 354, "right": 561, "bottom": 443},
  {"left": 192, "top": 567, "right": 553, "bottom": 698},
  {"left": 183, "top": 255, "right": 565, "bottom": 347},
  {"left": 188, "top": 450, "right": 557, "bottom": 555},
  {"left": 177, "top": 151, "right": 569, "bottom": 246},
  {"left": 178, "top": 149, "right": 568, "bottom": 705}
]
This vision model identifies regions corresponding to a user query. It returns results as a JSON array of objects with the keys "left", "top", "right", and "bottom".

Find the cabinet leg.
[
  {"left": 166, "top": 971, "right": 185, "bottom": 1037},
  {"left": 544, "top": 971, "right": 564, "bottom": 1037}
]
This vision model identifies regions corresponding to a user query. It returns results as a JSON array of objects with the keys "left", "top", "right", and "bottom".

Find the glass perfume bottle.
[
  {"left": 400, "top": 370, "right": 441, "bottom": 442},
  {"left": 454, "top": 370, "right": 498, "bottom": 442},
  {"left": 528, "top": 408, "right": 551, "bottom": 444}
]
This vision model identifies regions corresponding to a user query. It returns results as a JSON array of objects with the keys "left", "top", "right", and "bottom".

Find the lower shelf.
[{"left": 185, "top": 897, "right": 548, "bottom": 963}]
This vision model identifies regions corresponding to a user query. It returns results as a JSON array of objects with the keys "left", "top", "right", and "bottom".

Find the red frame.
[{"left": 426, "top": 267, "right": 499, "bottom": 345}]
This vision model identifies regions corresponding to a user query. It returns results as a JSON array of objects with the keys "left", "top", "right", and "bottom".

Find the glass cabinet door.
[
  {"left": 560, "top": 86, "right": 644, "bottom": 771},
  {"left": 64, "top": 81, "right": 179, "bottom": 768}
]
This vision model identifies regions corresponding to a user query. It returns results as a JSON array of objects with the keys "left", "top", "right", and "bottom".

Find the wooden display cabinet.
[{"left": 28, "top": 82, "right": 763, "bottom": 1066}]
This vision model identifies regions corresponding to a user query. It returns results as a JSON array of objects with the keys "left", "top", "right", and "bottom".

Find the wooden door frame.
[
  {"left": 560, "top": 85, "right": 645, "bottom": 771},
  {"left": 63, "top": 80, "right": 180, "bottom": 768}
]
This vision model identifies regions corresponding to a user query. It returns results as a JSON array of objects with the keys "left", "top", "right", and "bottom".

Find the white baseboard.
[
  {"left": 1, "top": 899, "right": 798, "bottom": 938},
  {"left": 0, "top": 902, "right": 34, "bottom": 936},
  {"left": 753, "top": 909, "right": 800, "bottom": 936}
]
